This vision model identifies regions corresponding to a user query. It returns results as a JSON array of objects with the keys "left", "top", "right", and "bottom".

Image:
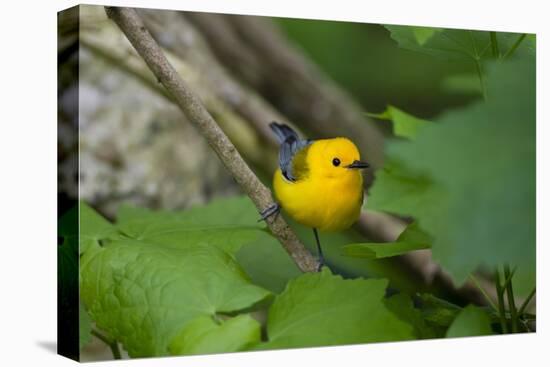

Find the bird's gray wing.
[{"left": 270, "top": 122, "right": 312, "bottom": 182}]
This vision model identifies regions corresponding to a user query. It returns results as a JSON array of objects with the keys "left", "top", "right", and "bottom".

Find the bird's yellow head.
[{"left": 307, "top": 138, "right": 369, "bottom": 179}]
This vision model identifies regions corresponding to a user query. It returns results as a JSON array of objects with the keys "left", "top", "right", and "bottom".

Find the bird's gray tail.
[{"left": 269, "top": 122, "right": 299, "bottom": 144}]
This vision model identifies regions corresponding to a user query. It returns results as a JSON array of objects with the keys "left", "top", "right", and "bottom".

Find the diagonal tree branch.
[{"left": 104, "top": 6, "right": 319, "bottom": 273}]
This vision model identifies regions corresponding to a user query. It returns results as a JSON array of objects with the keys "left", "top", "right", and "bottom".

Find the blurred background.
[
  {"left": 60, "top": 6, "right": 480, "bottom": 218},
  {"left": 276, "top": 18, "right": 475, "bottom": 116}
]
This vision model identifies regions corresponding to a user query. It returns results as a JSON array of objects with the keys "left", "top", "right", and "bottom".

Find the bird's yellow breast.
[{"left": 273, "top": 165, "right": 364, "bottom": 232}]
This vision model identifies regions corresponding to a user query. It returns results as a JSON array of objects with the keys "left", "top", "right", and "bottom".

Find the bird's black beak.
[{"left": 346, "top": 160, "right": 370, "bottom": 169}]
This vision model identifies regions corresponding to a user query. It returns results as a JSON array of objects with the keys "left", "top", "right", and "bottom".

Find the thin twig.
[
  {"left": 494, "top": 269, "right": 508, "bottom": 333},
  {"left": 91, "top": 329, "right": 121, "bottom": 359},
  {"left": 469, "top": 274, "right": 498, "bottom": 312},
  {"left": 503, "top": 264, "right": 519, "bottom": 332},
  {"left": 104, "top": 6, "right": 318, "bottom": 272},
  {"left": 501, "top": 266, "right": 517, "bottom": 290},
  {"left": 474, "top": 59, "right": 487, "bottom": 100},
  {"left": 518, "top": 287, "right": 536, "bottom": 316},
  {"left": 503, "top": 33, "right": 527, "bottom": 59},
  {"left": 490, "top": 32, "right": 500, "bottom": 58}
]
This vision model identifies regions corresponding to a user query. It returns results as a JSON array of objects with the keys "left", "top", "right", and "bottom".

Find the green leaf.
[
  {"left": 258, "top": 269, "right": 414, "bottom": 349},
  {"left": 446, "top": 305, "right": 493, "bottom": 338},
  {"left": 79, "top": 203, "right": 272, "bottom": 357},
  {"left": 168, "top": 314, "right": 261, "bottom": 355},
  {"left": 441, "top": 73, "right": 482, "bottom": 94},
  {"left": 385, "top": 26, "right": 489, "bottom": 61},
  {"left": 59, "top": 205, "right": 78, "bottom": 237},
  {"left": 343, "top": 222, "right": 431, "bottom": 259},
  {"left": 367, "top": 105, "right": 430, "bottom": 139},
  {"left": 417, "top": 293, "right": 462, "bottom": 330},
  {"left": 117, "top": 196, "right": 302, "bottom": 294},
  {"left": 79, "top": 303, "right": 92, "bottom": 350},
  {"left": 58, "top": 236, "right": 78, "bottom": 296},
  {"left": 387, "top": 58, "right": 535, "bottom": 293},
  {"left": 287, "top": 216, "right": 432, "bottom": 295},
  {"left": 81, "top": 239, "right": 271, "bottom": 357},
  {"left": 116, "top": 197, "right": 268, "bottom": 255},
  {"left": 236, "top": 237, "right": 301, "bottom": 294},
  {"left": 343, "top": 240, "right": 429, "bottom": 259},
  {"left": 384, "top": 293, "right": 437, "bottom": 339},
  {"left": 385, "top": 26, "right": 533, "bottom": 62},
  {"left": 412, "top": 27, "right": 442, "bottom": 45},
  {"left": 58, "top": 207, "right": 82, "bottom": 355},
  {"left": 79, "top": 202, "right": 117, "bottom": 254}
]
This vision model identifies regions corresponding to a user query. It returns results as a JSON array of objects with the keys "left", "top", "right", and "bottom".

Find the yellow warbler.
[{"left": 260, "top": 122, "right": 369, "bottom": 269}]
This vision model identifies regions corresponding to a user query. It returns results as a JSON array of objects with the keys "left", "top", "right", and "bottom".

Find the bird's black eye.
[{"left": 332, "top": 158, "right": 341, "bottom": 167}]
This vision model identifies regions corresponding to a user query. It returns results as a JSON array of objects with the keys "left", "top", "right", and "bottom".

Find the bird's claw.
[{"left": 258, "top": 203, "right": 281, "bottom": 222}]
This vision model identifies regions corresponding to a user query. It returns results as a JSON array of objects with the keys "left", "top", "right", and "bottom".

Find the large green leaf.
[
  {"left": 79, "top": 303, "right": 92, "bottom": 350},
  {"left": 343, "top": 222, "right": 431, "bottom": 259},
  {"left": 79, "top": 201, "right": 272, "bottom": 357},
  {"left": 58, "top": 236, "right": 78, "bottom": 296},
  {"left": 446, "top": 305, "right": 493, "bottom": 338},
  {"left": 236, "top": 237, "right": 301, "bottom": 294},
  {"left": 81, "top": 239, "right": 271, "bottom": 357},
  {"left": 58, "top": 207, "right": 81, "bottom": 359},
  {"left": 115, "top": 197, "right": 269, "bottom": 255},
  {"left": 387, "top": 58, "right": 535, "bottom": 292},
  {"left": 168, "top": 314, "right": 261, "bottom": 355},
  {"left": 116, "top": 196, "right": 303, "bottom": 294},
  {"left": 114, "top": 196, "right": 304, "bottom": 293},
  {"left": 79, "top": 202, "right": 117, "bottom": 254},
  {"left": 59, "top": 205, "right": 78, "bottom": 237},
  {"left": 258, "top": 269, "right": 414, "bottom": 349}
]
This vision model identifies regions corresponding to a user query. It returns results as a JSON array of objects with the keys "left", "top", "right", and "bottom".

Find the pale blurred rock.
[{"left": 59, "top": 5, "right": 241, "bottom": 218}]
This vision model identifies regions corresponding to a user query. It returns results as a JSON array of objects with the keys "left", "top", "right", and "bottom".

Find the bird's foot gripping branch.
[{"left": 258, "top": 202, "right": 281, "bottom": 222}]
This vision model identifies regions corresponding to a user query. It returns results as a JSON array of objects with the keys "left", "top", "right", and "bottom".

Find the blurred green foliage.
[
  {"left": 275, "top": 19, "right": 476, "bottom": 117},
  {"left": 388, "top": 59, "right": 535, "bottom": 293},
  {"left": 365, "top": 57, "right": 535, "bottom": 296}
]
